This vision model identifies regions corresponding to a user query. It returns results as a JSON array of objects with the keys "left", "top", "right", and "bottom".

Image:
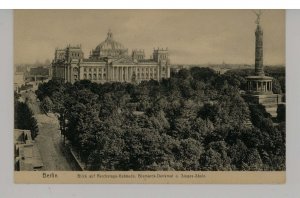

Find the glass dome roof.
[{"left": 91, "top": 30, "right": 128, "bottom": 59}]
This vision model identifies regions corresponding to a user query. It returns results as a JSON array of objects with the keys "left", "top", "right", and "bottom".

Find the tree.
[
  {"left": 228, "top": 139, "right": 248, "bottom": 170},
  {"left": 178, "top": 138, "right": 204, "bottom": 170},
  {"left": 14, "top": 101, "right": 39, "bottom": 139},
  {"left": 241, "top": 148, "right": 264, "bottom": 171},
  {"left": 176, "top": 68, "right": 190, "bottom": 80},
  {"left": 249, "top": 104, "right": 272, "bottom": 128},
  {"left": 200, "top": 141, "right": 231, "bottom": 171},
  {"left": 41, "top": 96, "right": 53, "bottom": 113},
  {"left": 124, "top": 127, "right": 164, "bottom": 170},
  {"left": 272, "top": 78, "right": 282, "bottom": 94},
  {"left": 277, "top": 104, "right": 285, "bottom": 122},
  {"left": 190, "top": 67, "right": 217, "bottom": 83}
]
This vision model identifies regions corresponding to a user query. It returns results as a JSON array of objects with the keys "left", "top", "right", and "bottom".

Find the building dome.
[{"left": 91, "top": 30, "right": 128, "bottom": 59}]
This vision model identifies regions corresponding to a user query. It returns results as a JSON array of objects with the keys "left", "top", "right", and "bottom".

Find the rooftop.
[
  {"left": 246, "top": 75, "right": 273, "bottom": 80},
  {"left": 14, "top": 129, "right": 43, "bottom": 171}
]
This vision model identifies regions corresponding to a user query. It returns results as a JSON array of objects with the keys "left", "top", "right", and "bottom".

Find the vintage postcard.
[{"left": 14, "top": 10, "right": 285, "bottom": 184}]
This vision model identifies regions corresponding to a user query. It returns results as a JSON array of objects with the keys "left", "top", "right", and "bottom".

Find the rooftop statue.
[{"left": 253, "top": 10, "right": 263, "bottom": 25}]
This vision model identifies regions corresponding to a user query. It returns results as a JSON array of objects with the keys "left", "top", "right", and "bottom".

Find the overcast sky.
[{"left": 14, "top": 10, "right": 285, "bottom": 65}]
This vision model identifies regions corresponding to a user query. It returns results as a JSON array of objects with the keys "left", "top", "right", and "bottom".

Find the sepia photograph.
[{"left": 13, "top": 10, "right": 285, "bottom": 183}]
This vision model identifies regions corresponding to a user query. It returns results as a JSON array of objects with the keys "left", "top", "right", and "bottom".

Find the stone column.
[
  {"left": 121, "top": 67, "right": 123, "bottom": 82},
  {"left": 117, "top": 67, "right": 121, "bottom": 82},
  {"left": 158, "top": 66, "right": 160, "bottom": 80},
  {"left": 265, "top": 82, "right": 267, "bottom": 92},
  {"left": 123, "top": 67, "right": 125, "bottom": 81},
  {"left": 255, "top": 23, "right": 264, "bottom": 76},
  {"left": 69, "top": 66, "right": 72, "bottom": 82},
  {"left": 256, "top": 81, "right": 258, "bottom": 91},
  {"left": 123, "top": 67, "right": 124, "bottom": 81},
  {"left": 128, "top": 67, "right": 130, "bottom": 81},
  {"left": 120, "top": 67, "right": 122, "bottom": 82},
  {"left": 270, "top": 82, "right": 272, "bottom": 92},
  {"left": 128, "top": 66, "right": 131, "bottom": 82}
]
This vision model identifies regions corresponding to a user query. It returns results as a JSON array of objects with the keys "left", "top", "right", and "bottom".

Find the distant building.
[
  {"left": 52, "top": 31, "right": 171, "bottom": 84},
  {"left": 30, "top": 66, "right": 50, "bottom": 76},
  {"left": 243, "top": 14, "right": 282, "bottom": 117},
  {"left": 14, "top": 72, "right": 25, "bottom": 93},
  {"left": 25, "top": 66, "right": 50, "bottom": 82},
  {"left": 14, "top": 129, "right": 43, "bottom": 171},
  {"left": 16, "top": 65, "right": 30, "bottom": 73}
]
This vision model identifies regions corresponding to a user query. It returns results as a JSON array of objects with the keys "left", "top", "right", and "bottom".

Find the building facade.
[
  {"left": 52, "top": 31, "right": 171, "bottom": 84},
  {"left": 14, "top": 129, "right": 43, "bottom": 171}
]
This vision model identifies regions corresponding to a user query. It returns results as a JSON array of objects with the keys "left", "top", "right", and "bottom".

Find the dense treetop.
[{"left": 36, "top": 66, "right": 285, "bottom": 171}]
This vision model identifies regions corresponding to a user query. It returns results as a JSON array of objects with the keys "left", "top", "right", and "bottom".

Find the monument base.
[{"left": 243, "top": 93, "right": 282, "bottom": 117}]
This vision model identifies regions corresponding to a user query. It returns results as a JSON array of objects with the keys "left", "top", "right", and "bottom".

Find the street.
[{"left": 21, "top": 90, "right": 74, "bottom": 171}]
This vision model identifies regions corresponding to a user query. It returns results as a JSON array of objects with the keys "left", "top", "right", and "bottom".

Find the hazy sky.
[{"left": 14, "top": 10, "right": 285, "bottom": 65}]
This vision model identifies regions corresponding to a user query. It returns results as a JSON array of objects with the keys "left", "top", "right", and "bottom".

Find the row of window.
[
  {"left": 81, "top": 73, "right": 159, "bottom": 81},
  {"left": 154, "top": 54, "right": 168, "bottom": 59},
  {"left": 135, "top": 55, "right": 144, "bottom": 59},
  {"left": 137, "top": 73, "right": 157, "bottom": 78},
  {"left": 71, "top": 53, "right": 81, "bottom": 57},
  {"left": 82, "top": 67, "right": 161, "bottom": 73},
  {"left": 137, "top": 68, "right": 157, "bottom": 72},
  {"left": 83, "top": 73, "right": 106, "bottom": 80},
  {"left": 84, "top": 68, "right": 106, "bottom": 72},
  {"left": 160, "top": 54, "right": 167, "bottom": 59}
]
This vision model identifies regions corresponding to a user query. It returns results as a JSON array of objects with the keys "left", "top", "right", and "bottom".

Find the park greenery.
[{"left": 36, "top": 66, "right": 285, "bottom": 171}]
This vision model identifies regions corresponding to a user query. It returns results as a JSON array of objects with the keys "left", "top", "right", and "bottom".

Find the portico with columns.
[{"left": 246, "top": 76, "right": 273, "bottom": 95}]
